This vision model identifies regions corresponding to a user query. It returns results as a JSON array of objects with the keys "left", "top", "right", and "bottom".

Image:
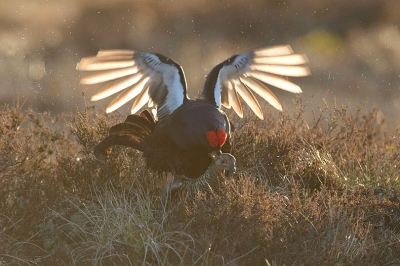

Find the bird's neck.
[{"left": 193, "top": 163, "right": 225, "bottom": 192}]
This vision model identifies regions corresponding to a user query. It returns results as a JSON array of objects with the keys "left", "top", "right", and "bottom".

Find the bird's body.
[
  {"left": 94, "top": 100, "right": 230, "bottom": 178},
  {"left": 77, "top": 45, "right": 310, "bottom": 179},
  {"left": 142, "top": 100, "right": 230, "bottom": 178}
]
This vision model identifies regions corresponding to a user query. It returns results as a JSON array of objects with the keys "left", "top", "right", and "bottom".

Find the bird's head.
[{"left": 209, "top": 151, "right": 236, "bottom": 173}]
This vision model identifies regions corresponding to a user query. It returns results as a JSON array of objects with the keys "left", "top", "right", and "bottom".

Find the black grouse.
[{"left": 76, "top": 45, "right": 310, "bottom": 178}]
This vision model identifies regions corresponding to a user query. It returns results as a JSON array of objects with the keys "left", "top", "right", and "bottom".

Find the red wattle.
[
  {"left": 217, "top": 129, "right": 227, "bottom": 146},
  {"left": 206, "top": 131, "right": 218, "bottom": 148}
]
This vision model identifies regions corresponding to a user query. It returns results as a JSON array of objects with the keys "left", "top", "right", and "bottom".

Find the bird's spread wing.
[
  {"left": 201, "top": 45, "right": 310, "bottom": 119},
  {"left": 77, "top": 50, "right": 188, "bottom": 120}
]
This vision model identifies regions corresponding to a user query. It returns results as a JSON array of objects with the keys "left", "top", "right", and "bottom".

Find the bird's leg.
[
  {"left": 162, "top": 171, "right": 188, "bottom": 199},
  {"left": 172, "top": 172, "right": 192, "bottom": 182},
  {"left": 169, "top": 170, "right": 184, "bottom": 188},
  {"left": 169, "top": 171, "right": 193, "bottom": 190}
]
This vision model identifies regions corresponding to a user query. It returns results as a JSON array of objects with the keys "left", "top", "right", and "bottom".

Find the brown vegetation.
[{"left": 1, "top": 99, "right": 399, "bottom": 265}]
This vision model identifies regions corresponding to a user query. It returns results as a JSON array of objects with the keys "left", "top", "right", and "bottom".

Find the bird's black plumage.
[
  {"left": 94, "top": 101, "right": 230, "bottom": 178},
  {"left": 77, "top": 45, "right": 310, "bottom": 178}
]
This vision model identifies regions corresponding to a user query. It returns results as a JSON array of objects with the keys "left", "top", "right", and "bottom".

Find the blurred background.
[{"left": 1, "top": 0, "right": 399, "bottom": 126}]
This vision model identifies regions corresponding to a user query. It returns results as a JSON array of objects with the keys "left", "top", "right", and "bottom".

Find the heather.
[{"left": 1, "top": 100, "right": 399, "bottom": 265}]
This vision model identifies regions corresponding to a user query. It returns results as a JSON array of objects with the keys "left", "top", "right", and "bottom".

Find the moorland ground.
[{"left": 1, "top": 99, "right": 399, "bottom": 265}]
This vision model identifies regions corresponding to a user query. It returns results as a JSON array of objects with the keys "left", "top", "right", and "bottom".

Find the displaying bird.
[
  {"left": 163, "top": 151, "right": 236, "bottom": 201},
  {"left": 77, "top": 45, "right": 310, "bottom": 179}
]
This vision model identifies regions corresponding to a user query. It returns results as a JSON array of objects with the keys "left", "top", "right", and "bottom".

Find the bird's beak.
[{"left": 225, "top": 166, "right": 236, "bottom": 181}]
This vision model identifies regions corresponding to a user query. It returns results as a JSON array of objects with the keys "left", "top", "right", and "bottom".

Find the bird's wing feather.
[
  {"left": 201, "top": 45, "right": 310, "bottom": 119},
  {"left": 77, "top": 50, "right": 188, "bottom": 120}
]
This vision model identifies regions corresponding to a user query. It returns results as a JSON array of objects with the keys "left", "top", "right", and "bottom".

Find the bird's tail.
[{"left": 94, "top": 110, "right": 156, "bottom": 157}]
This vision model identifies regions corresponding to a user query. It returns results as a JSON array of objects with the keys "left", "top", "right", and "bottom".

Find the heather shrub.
[{"left": 0, "top": 99, "right": 399, "bottom": 265}]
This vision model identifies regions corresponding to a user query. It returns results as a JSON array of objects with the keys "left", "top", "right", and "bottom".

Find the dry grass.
[{"left": 1, "top": 98, "right": 399, "bottom": 265}]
